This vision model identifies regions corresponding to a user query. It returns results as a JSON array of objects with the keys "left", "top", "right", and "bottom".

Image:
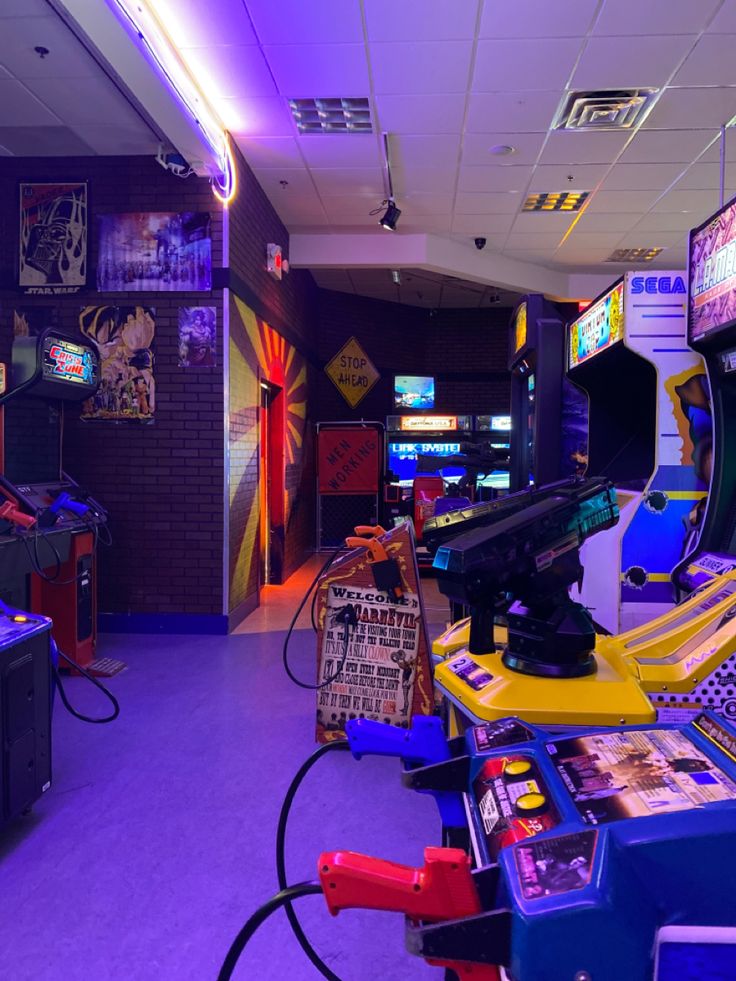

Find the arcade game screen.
[
  {"left": 394, "top": 375, "right": 435, "bottom": 410},
  {"left": 527, "top": 373, "right": 536, "bottom": 484},
  {"left": 388, "top": 442, "right": 461, "bottom": 485}
]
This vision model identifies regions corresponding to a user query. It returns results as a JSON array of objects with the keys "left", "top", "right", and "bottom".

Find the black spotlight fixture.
[{"left": 378, "top": 199, "right": 401, "bottom": 231}]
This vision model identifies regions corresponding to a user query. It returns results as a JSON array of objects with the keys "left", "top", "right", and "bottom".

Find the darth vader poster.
[{"left": 19, "top": 182, "right": 88, "bottom": 294}]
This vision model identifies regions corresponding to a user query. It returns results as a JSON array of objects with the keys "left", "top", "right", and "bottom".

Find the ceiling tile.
[
  {"left": 538, "top": 130, "right": 629, "bottom": 165},
  {"left": 461, "top": 132, "right": 545, "bottom": 167},
  {"left": 299, "top": 134, "right": 381, "bottom": 168},
  {"left": 22, "top": 76, "right": 144, "bottom": 128},
  {"left": 0, "top": 125, "right": 93, "bottom": 154},
  {"left": 572, "top": 211, "right": 640, "bottom": 232},
  {"left": 511, "top": 212, "right": 577, "bottom": 234},
  {"left": 528, "top": 162, "right": 610, "bottom": 190},
  {"left": 310, "top": 167, "right": 386, "bottom": 195},
  {"left": 561, "top": 231, "right": 626, "bottom": 246},
  {"left": 273, "top": 199, "right": 329, "bottom": 223},
  {"left": 455, "top": 191, "right": 523, "bottom": 215},
  {"left": 473, "top": 39, "right": 583, "bottom": 91},
  {"left": 465, "top": 91, "right": 562, "bottom": 133},
  {"left": 0, "top": 15, "right": 100, "bottom": 78},
  {"left": 391, "top": 167, "right": 456, "bottom": 192},
  {"left": 602, "top": 162, "right": 687, "bottom": 189},
  {"left": 572, "top": 35, "right": 694, "bottom": 89},
  {"left": 0, "top": 78, "right": 61, "bottom": 126},
  {"left": 451, "top": 214, "right": 516, "bottom": 235},
  {"left": 614, "top": 230, "right": 685, "bottom": 248},
  {"left": 585, "top": 188, "right": 664, "bottom": 212},
  {"left": 650, "top": 187, "right": 725, "bottom": 213},
  {"left": 643, "top": 86, "right": 736, "bottom": 130},
  {"left": 238, "top": 136, "right": 305, "bottom": 169},
  {"left": 263, "top": 43, "right": 369, "bottom": 93},
  {"left": 457, "top": 165, "right": 534, "bottom": 192},
  {"left": 397, "top": 214, "right": 453, "bottom": 232},
  {"left": 371, "top": 41, "right": 473, "bottom": 94},
  {"left": 673, "top": 35, "right": 736, "bottom": 86},
  {"left": 676, "top": 161, "right": 736, "bottom": 190},
  {"left": 375, "top": 94, "right": 466, "bottom": 134},
  {"left": 393, "top": 134, "right": 462, "bottom": 169},
  {"left": 247, "top": 0, "right": 363, "bottom": 43},
  {"left": 707, "top": 3, "right": 736, "bottom": 33},
  {"left": 0, "top": 0, "right": 49, "bottom": 15},
  {"left": 179, "top": 46, "right": 277, "bottom": 98},
  {"left": 630, "top": 211, "right": 699, "bottom": 232},
  {"left": 593, "top": 0, "right": 721, "bottom": 36},
  {"left": 217, "top": 96, "right": 295, "bottom": 137},
  {"left": 480, "top": 0, "right": 597, "bottom": 37},
  {"left": 618, "top": 128, "right": 714, "bottom": 163},
  {"left": 503, "top": 248, "right": 559, "bottom": 260},
  {"left": 155, "top": 0, "right": 258, "bottom": 46},
  {"left": 252, "top": 168, "right": 315, "bottom": 196},
  {"left": 505, "top": 230, "right": 569, "bottom": 248},
  {"left": 365, "top": 0, "right": 478, "bottom": 40},
  {"left": 320, "top": 194, "right": 386, "bottom": 218},
  {"left": 401, "top": 192, "right": 455, "bottom": 215}
]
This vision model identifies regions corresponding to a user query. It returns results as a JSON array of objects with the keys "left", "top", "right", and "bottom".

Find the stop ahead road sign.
[{"left": 324, "top": 336, "right": 380, "bottom": 408}]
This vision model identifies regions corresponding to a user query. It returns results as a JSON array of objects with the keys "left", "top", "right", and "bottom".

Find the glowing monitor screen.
[{"left": 394, "top": 375, "right": 435, "bottom": 410}]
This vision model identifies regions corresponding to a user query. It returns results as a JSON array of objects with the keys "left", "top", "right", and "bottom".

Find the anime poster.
[
  {"left": 97, "top": 212, "right": 211, "bottom": 292},
  {"left": 13, "top": 307, "right": 57, "bottom": 337},
  {"left": 19, "top": 182, "right": 88, "bottom": 294},
  {"left": 178, "top": 306, "right": 216, "bottom": 367},
  {"left": 78, "top": 305, "right": 155, "bottom": 422}
]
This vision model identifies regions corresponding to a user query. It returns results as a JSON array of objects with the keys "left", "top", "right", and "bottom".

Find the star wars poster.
[
  {"left": 78, "top": 305, "right": 155, "bottom": 422},
  {"left": 97, "top": 212, "right": 212, "bottom": 292},
  {"left": 178, "top": 306, "right": 216, "bottom": 367},
  {"left": 19, "top": 182, "right": 88, "bottom": 294}
]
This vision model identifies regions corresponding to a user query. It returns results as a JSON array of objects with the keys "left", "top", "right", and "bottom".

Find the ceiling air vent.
[
  {"left": 289, "top": 98, "right": 372, "bottom": 133},
  {"left": 523, "top": 191, "right": 589, "bottom": 212},
  {"left": 606, "top": 247, "right": 663, "bottom": 263},
  {"left": 555, "top": 89, "right": 659, "bottom": 130}
]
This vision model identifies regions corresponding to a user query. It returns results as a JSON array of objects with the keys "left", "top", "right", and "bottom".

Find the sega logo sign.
[{"left": 631, "top": 275, "right": 686, "bottom": 295}]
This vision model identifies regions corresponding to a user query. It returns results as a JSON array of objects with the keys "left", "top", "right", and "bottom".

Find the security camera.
[{"left": 474, "top": 237, "right": 487, "bottom": 250}]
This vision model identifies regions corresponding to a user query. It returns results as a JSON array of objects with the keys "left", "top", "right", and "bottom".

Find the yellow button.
[
  {"left": 504, "top": 759, "right": 532, "bottom": 777},
  {"left": 516, "top": 792, "right": 547, "bottom": 813},
  {"left": 13, "top": 615, "right": 28, "bottom": 623}
]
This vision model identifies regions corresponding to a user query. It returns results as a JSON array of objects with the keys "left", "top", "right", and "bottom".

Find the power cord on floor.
[
  {"left": 53, "top": 641, "right": 120, "bottom": 724},
  {"left": 283, "top": 547, "right": 359, "bottom": 690},
  {"left": 217, "top": 882, "right": 325, "bottom": 981},
  {"left": 276, "top": 740, "right": 350, "bottom": 980}
]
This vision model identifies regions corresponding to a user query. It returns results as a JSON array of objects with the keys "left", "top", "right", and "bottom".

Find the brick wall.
[
  {"left": 316, "top": 289, "right": 514, "bottom": 422},
  {"left": 0, "top": 156, "right": 225, "bottom": 617}
]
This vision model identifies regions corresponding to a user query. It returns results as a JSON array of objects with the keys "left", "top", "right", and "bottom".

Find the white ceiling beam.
[{"left": 289, "top": 232, "right": 618, "bottom": 301}]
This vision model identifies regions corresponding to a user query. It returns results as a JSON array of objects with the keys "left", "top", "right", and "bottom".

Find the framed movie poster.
[
  {"left": 79, "top": 305, "right": 155, "bottom": 422},
  {"left": 19, "top": 182, "right": 88, "bottom": 294},
  {"left": 97, "top": 212, "right": 212, "bottom": 292},
  {"left": 178, "top": 306, "right": 216, "bottom": 367}
]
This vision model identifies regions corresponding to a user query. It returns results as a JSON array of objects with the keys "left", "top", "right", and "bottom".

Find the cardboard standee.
[{"left": 314, "top": 522, "right": 434, "bottom": 743}]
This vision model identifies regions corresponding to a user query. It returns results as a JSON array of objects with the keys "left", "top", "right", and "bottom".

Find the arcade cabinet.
[
  {"left": 0, "top": 328, "right": 108, "bottom": 672},
  {"left": 508, "top": 295, "right": 585, "bottom": 490},
  {"left": 674, "top": 196, "right": 736, "bottom": 593},
  {"left": 567, "top": 272, "right": 706, "bottom": 634}
]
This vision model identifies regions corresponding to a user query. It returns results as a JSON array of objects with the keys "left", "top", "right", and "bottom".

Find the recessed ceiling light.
[
  {"left": 606, "top": 247, "right": 663, "bottom": 263},
  {"left": 489, "top": 144, "right": 515, "bottom": 156},
  {"left": 555, "top": 89, "right": 659, "bottom": 130},
  {"left": 289, "top": 97, "right": 372, "bottom": 133},
  {"left": 523, "top": 191, "right": 589, "bottom": 212}
]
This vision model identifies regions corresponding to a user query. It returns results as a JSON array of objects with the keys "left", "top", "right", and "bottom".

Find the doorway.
[{"left": 260, "top": 379, "right": 285, "bottom": 586}]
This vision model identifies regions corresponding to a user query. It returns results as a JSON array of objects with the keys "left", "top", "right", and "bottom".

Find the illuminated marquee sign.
[
  {"left": 42, "top": 336, "right": 97, "bottom": 386},
  {"left": 689, "top": 197, "right": 736, "bottom": 342},
  {"left": 513, "top": 302, "right": 528, "bottom": 353},
  {"left": 568, "top": 280, "right": 624, "bottom": 369},
  {"left": 400, "top": 416, "right": 458, "bottom": 432}
]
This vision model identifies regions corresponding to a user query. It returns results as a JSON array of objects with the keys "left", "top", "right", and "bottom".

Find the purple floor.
[{"left": 0, "top": 628, "right": 440, "bottom": 979}]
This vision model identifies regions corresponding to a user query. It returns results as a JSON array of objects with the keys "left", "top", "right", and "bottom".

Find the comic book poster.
[
  {"left": 314, "top": 522, "right": 434, "bottom": 743},
  {"left": 549, "top": 728, "right": 736, "bottom": 825},
  {"left": 178, "top": 306, "right": 216, "bottom": 367},
  {"left": 78, "top": 305, "right": 155, "bottom": 422},
  {"left": 97, "top": 212, "right": 211, "bottom": 292},
  {"left": 19, "top": 182, "right": 88, "bottom": 294},
  {"left": 13, "top": 307, "right": 57, "bottom": 337}
]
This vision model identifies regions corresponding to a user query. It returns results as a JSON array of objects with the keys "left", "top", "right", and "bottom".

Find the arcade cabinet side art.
[{"left": 314, "top": 522, "right": 434, "bottom": 743}]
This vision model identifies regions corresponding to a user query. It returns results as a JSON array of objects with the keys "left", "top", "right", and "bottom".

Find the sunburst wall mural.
[{"left": 228, "top": 294, "right": 309, "bottom": 613}]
